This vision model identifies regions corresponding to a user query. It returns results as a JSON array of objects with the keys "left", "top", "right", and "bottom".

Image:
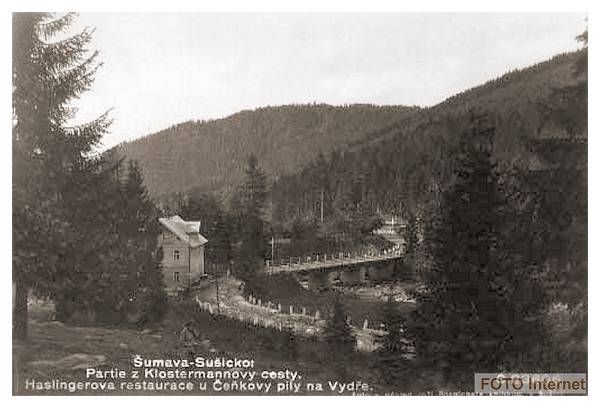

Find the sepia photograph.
[{"left": 9, "top": 8, "right": 589, "bottom": 397}]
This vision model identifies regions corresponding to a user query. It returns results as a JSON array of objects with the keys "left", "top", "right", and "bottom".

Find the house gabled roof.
[{"left": 158, "top": 215, "right": 208, "bottom": 248}]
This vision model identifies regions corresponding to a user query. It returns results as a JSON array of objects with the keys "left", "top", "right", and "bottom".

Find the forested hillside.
[
  {"left": 110, "top": 104, "right": 419, "bottom": 200},
  {"left": 113, "top": 50, "right": 584, "bottom": 212},
  {"left": 271, "top": 50, "right": 587, "bottom": 224}
]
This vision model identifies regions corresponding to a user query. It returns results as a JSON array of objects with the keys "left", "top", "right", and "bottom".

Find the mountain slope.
[
  {"left": 112, "top": 50, "right": 585, "bottom": 208},
  {"left": 270, "top": 50, "right": 587, "bottom": 223},
  {"left": 346, "top": 51, "right": 584, "bottom": 154},
  {"left": 110, "top": 104, "right": 420, "bottom": 199}
]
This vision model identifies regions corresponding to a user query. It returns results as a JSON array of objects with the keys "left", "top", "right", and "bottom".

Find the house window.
[
  {"left": 174, "top": 250, "right": 180, "bottom": 261},
  {"left": 173, "top": 271, "right": 180, "bottom": 282}
]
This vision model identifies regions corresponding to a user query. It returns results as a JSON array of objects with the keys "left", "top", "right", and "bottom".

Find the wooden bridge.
[{"left": 264, "top": 247, "right": 403, "bottom": 275}]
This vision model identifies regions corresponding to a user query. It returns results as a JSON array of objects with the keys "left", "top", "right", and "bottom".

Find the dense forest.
[
  {"left": 266, "top": 50, "right": 586, "bottom": 267},
  {"left": 113, "top": 48, "right": 587, "bottom": 268},
  {"left": 113, "top": 50, "right": 584, "bottom": 206},
  {"left": 110, "top": 103, "right": 419, "bottom": 200},
  {"left": 271, "top": 50, "right": 586, "bottom": 223}
]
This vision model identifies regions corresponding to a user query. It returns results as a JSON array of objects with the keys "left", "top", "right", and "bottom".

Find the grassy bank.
[
  {"left": 13, "top": 298, "right": 397, "bottom": 395},
  {"left": 242, "top": 273, "right": 415, "bottom": 328}
]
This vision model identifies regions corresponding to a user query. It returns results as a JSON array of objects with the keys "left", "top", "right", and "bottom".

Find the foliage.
[
  {"left": 109, "top": 49, "right": 587, "bottom": 273},
  {"left": 111, "top": 104, "right": 419, "bottom": 198},
  {"left": 12, "top": 13, "right": 109, "bottom": 338},
  {"left": 508, "top": 30, "right": 588, "bottom": 371},
  {"left": 55, "top": 159, "right": 167, "bottom": 326},
  {"left": 122, "top": 161, "right": 168, "bottom": 325},
  {"left": 113, "top": 44, "right": 585, "bottom": 209},
  {"left": 374, "top": 297, "right": 411, "bottom": 390},
  {"left": 414, "top": 114, "right": 547, "bottom": 388},
  {"left": 323, "top": 297, "right": 356, "bottom": 379},
  {"left": 230, "top": 155, "right": 268, "bottom": 279},
  {"left": 270, "top": 51, "right": 585, "bottom": 225},
  {"left": 404, "top": 215, "right": 418, "bottom": 255},
  {"left": 12, "top": 13, "right": 168, "bottom": 333},
  {"left": 181, "top": 191, "right": 233, "bottom": 269}
]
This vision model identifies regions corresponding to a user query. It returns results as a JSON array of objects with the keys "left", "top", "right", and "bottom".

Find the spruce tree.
[
  {"left": 12, "top": 13, "right": 110, "bottom": 337},
  {"left": 123, "top": 160, "right": 167, "bottom": 325},
  {"left": 232, "top": 155, "right": 268, "bottom": 279},
  {"left": 519, "top": 30, "right": 587, "bottom": 304},
  {"left": 323, "top": 297, "right": 356, "bottom": 379},
  {"left": 57, "top": 159, "right": 166, "bottom": 325},
  {"left": 282, "top": 330, "right": 300, "bottom": 362},
  {"left": 55, "top": 158, "right": 134, "bottom": 323},
  {"left": 415, "top": 113, "right": 545, "bottom": 388},
  {"left": 404, "top": 214, "right": 418, "bottom": 255},
  {"left": 509, "top": 31, "right": 587, "bottom": 371},
  {"left": 182, "top": 191, "right": 232, "bottom": 268},
  {"left": 374, "top": 296, "right": 410, "bottom": 390}
]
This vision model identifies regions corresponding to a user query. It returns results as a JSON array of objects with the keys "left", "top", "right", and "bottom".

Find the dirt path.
[
  {"left": 194, "top": 276, "right": 397, "bottom": 352},
  {"left": 195, "top": 277, "right": 325, "bottom": 334}
]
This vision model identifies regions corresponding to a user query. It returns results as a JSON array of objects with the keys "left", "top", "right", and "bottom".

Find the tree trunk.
[{"left": 13, "top": 278, "right": 28, "bottom": 340}]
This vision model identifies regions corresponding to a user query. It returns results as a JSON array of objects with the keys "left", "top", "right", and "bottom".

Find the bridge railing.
[{"left": 264, "top": 245, "right": 403, "bottom": 271}]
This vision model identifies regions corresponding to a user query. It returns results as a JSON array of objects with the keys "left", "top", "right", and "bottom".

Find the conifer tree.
[
  {"left": 323, "top": 297, "right": 356, "bottom": 379},
  {"left": 56, "top": 159, "right": 167, "bottom": 325},
  {"left": 519, "top": 30, "right": 587, "bottom": 304},
  {"left": 182, "top": 191, "right": 232, "bottom": 268},
  {"left": 415, "top": 113, "right": 545, "bottom": 388},
  {"left": 374, "top": 296, "right": 410, "bottom": 390},
  {"left": 54, "top": 162, "right": 125, "bottom": 323},
  {"left": 507, "top": 30, "right": 587, "bottom": 371},
  {"left": 125, "top": 161, "right": 167, "bottom": 324},
  {"left": 404, "top": 214, "right": 418, "bottom": 255},
  {"left": 13, "top": 13, "right": 110, "bottom": 337},
  {"left": 282, "top": 330, "right": 300, "bottom": 361},
  {"left": 232, "top": 155, "right": 268, "bottom": 279}
]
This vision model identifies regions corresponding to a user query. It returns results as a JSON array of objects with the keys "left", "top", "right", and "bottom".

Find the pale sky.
[{"left": 67, "top": 13, "right": 587, "bottom": 150}]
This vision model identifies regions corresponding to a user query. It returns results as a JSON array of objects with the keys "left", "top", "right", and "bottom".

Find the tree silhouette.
[
  {"left": 13, "top": 13, "right": 110, "bottom": 338},
  {"left": 323, "top": 297, "right": 356, "bottom": 379},
  {"left": 415, "top": 113, "right": 545, "bottom": 387},
  {"left": 374, "top": 296, "right": 411, "bottom": 390},
  {"left": 232, "top": 155, "right": 268, "bottom": 280}
]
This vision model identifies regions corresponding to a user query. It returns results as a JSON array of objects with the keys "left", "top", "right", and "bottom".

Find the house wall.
[
  {"left": 158, "top": 228, "right": 206, "bottom": 292},
  {"left": 158, "top": 229, "right": 191, "bottom": 292}
]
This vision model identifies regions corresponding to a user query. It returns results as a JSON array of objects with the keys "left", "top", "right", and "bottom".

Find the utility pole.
[
  {"left": 320, "top": 189, "right": 324, "bottom": 223},
  {"left": 271, "top": 236, "right": 275, "bottom": 274},
  {"left": 214, "top": 264, "right": 221, "bottom": 314},
  {"left": 212, "top": 222, "right": 221, "bottom": 314}
]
